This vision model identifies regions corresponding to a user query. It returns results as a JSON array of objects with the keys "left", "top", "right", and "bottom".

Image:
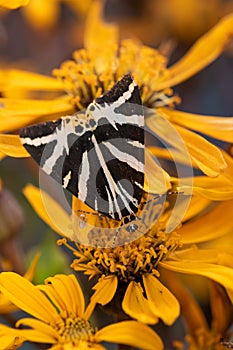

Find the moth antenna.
[
  {"left": 75, "top": 209, "right": 102, "bottom": 217},
  {"left": 167, "top": 190, "right": 184, "bottom": 195}
]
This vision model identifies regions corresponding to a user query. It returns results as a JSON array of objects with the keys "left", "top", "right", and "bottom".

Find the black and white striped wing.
[
  {"left": 20, "top": 113, "right": 90, "bottom": 189},
  {"left": 20, "top": 74, "right": 145, "bottom": 222},
  {"left": 83, "top": 74, "right": 144, "bottom": 221}
]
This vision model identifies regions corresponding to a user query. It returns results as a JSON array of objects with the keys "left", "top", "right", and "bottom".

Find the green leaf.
[{"left": 26, "top": 231, "right": 70, "bottom": 284}]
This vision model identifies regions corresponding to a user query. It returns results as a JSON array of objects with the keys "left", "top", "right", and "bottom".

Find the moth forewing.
[{"left": 20, "top": 74, "right": 145, "bottom": 225}]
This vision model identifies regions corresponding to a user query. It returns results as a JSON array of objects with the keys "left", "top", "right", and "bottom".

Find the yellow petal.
[
  {"left": 145, "top": 148, "right": 171, "bottom": 194},
  {"left": 226, "top": 289, "right": 233, "bottom": 304},
  {"left": 0, "top": 151, "right": 5, "bottom": 160},
  {"left": 16, "top": 317, "right": 57, "bottom": 341},
  {"left": 161, "top": 261, "right": 233, "bottom": 292},
  {"left": 83, "top": 300, "right": 96, "bottom": 321},
  {"left": 0, "top": 134, "right": 29, "bottom": 158},
  {"left": 143, "top": 274, "right": 180, "bottom": 325},
  {"left": 0, "top": 293, "right": 18, "bottom": 314},
  {"left": 0, "top": 272, "right": 58, "bottom": 323},
  {"left": 216, "top": 252, "right": 233, "bottom": 268},
  {"left": 38, "top": 281, "right": 67, "bottom": 313},
  {"left": 160, "top": 108, "right": 233, "bottom": 143},
  {"left": 176, "top": 151, "right": 233, "bottom": 199},
  {"left": 156, "top": 13, "right": 233, "bottom": 89},
  {"left": 204, "top": 232, "right": 233, "bottom": 254},
  {"left": 172, "top": 249, "right": 233, "bottom": 273},
  {"left": 0, "top": 326, "right": 56, "bottom": 344},
  {"left": 146, "top": 112, "right": 193, "bottom": 171},
  {"left": 43, "top": 274, "right": 85, "bottom": 317},
  {"left": 181, "top": 195, "right": 211, "bottom": 222},
  {"left": 172, "top": 124, "right": 227, "bottom": 177},
  {"left": 0, "top": 69, "right": 63, "bottom": 92},
  {"left": 23, "top": 0, "right": 59, "bottom": 30},
  {"left": 180, "top": 200, "right": 233, "bottom": 244},
  {"left": 148, "top": 145, "right": 194, "bottom": 168},
  {"left": 84, "top": 0, "right": 118, "bottom": 52},
  {"left": 0, "top": 97, "right": 73, "bottom": 132},
  {"left": 164, "top": 271, "right": 208, "bottom": 335},
  {"left": 0, "top": 331, "right": 24, "bottom": 349},
  {"left": 0, "top": 0, "right": 29, "bottom": 9},
  {"left": 122, "top": 281, "right": 159, "bottom": 324},
  {"left": 173, "top": 158, "right": 233, "bottom": 201},
  {"left": 71, "top": 262, "right": 101, "bottom": 279},
  {"left": 209, "top": 282, "right": 232, "bottom": 334},
  {"left": 23, "top": 184, "right": 75, "bottom": 240},
  {"left": 84, "top": 0, "right": 118, "bottom": 76},
  {"left": 192, "top": 177, "right": 233, "bottom": 200},
  {"left": 95, "top": 320, "right": 164, "bottom": 350},
  {"left": 171, "top": 246, "right": 224, "bottom": 264},
  {"left": 24, "top": 252, "right": 41, "bottom": 281},
  {"left": 91, "top": 276, "right": 117, "bottom": 305}
]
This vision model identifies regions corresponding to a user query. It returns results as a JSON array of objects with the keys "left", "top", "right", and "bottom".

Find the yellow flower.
[
  {"left": 0, "top": 0, "right": 28, "bottom": 9},
  {"left": 21, "top": 184, "right": 233, "bottom": 327},
  {"left": 0, "top": 2, "right": 232, "bottom": 183},
  {"left": 0, "top": 4, "right": 232, "bottom": 349},
  {"left": 0, "top": 272, "right": 163, "bottom": 349},
  {"left": 72, "top": 203, "right": 233, "bottom": 326},
  {"left": 0, "top": 0, "right": 232, "bottom": 331},
  {"left": 0, "top": 252, "right": 40, "bottom": 314},
  {"left": 169, "top": 275, "right": 232, "bottom": 350}
]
